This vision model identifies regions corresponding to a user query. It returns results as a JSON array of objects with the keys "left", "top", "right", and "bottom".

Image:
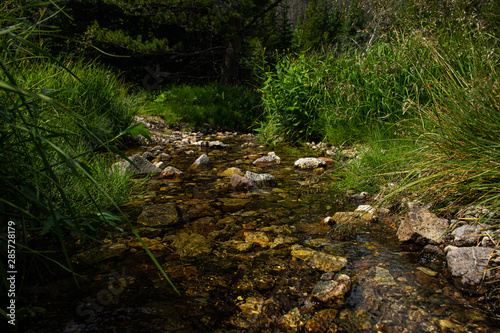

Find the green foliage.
[
  {"left": 329, "top": 134, "right": 417, "bottom": 198},
  {"left": 390, "top": 47, "right": 500, "bottom": 219},
  {"left": 258, "top": 53, "right": 329, "bottom": 144},
  {"left": 142, "top": 82, "right": 262, "bottom": 131},
  {"left": 0, "top": 2, "right": 179, "bottom": 298},
  {"left": 296, "top": 0, "right": 341, "bottom": 51},
  {"left": 17, "top": 58, "right": 136, "bottom": 147}
]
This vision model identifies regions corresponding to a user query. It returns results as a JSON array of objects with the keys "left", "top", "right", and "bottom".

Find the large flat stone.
[
  {"left": 397, "top": 202, "right": 449, "bottom": 244},
  {"left": 137, "top": 204, "right": 180, "bottom": 227}
]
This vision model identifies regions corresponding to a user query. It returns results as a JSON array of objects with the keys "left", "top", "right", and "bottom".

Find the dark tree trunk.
[{"left": 221, "top": 39, "right": 241, "bottom": 85}]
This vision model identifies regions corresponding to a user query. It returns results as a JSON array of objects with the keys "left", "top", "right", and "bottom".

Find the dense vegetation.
[{"left": 1, "top": 0, "right": 500, "bottom": 321}]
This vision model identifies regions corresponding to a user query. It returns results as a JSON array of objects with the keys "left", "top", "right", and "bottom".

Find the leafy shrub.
[
  {"left": 258, "top": 53, "right": 329, "bottom": 144},
  {"left": 149, "top": 82, "right": 262, "bottom": 131}
]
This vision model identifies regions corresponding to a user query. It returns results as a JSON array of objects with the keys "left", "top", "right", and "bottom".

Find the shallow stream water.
[{"left": 21, "top": 133, "right": 500, "bottom": 332}]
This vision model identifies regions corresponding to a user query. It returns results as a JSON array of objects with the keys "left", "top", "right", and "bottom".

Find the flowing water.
[{"left": 20, "top": 132, "right": 500, "bottom": 332}]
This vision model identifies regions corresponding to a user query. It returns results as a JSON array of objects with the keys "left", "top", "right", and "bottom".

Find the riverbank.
[{"left": 20, "top": 115, "right": 499, "bottom": 332}]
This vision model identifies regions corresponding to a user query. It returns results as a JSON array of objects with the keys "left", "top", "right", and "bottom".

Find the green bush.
[
  {"left": 17, "top": 59, "right": 136, "bottom": 147},
  {"left": 258, "top": 53, "right": 330, "bottom": 144},
  {"left": 145, "top": 82, "right": 262, "bottom": 131}
]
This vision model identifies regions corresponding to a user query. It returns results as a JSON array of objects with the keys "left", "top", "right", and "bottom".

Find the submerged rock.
[
  {"left": 171, "top": 232, "right": 212, "bottom": 257},
  {"left": 304, "top": 309, "right": 339, "bottom": 333},
  {"left": 71, "top": 243, "right": 128, "bottom": 265},
  {"left": 244, "top": 231, "right": 270, "bottom": 247},
  {"left": 280, "top": 308, "right": 304, "bottom": 332},
  {"left": 291, "top": 244, "right": 347, "bottom": 272},
  {"left": 219, "top": 197, "right": 251, "bottom": 212},
  {"left": 137, "top": 204, "right": 180, "bottom": 227},
  {"left": 396, "top": 202, "right": 449, "bottom": 245},
  {"left": 244, "top": 171, "right": 277, "bottom": 187},
  {"left": 231, "top": 296, "right": 275, "bottom": 329},
  {"left": 311, "top": 274, "right": 351, "bottom": 304},
  {"left": 374, "top": 266, "right": 397, "bottom": 286}
]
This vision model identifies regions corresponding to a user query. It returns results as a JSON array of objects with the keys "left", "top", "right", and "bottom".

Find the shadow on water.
[{"left": 20, "top": 134, "right": 500, "bottom": 332}]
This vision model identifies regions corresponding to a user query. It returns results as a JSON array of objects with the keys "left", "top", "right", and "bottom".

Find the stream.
[{"left": 21, "top": 129, "right": 500, "bottom": 333}]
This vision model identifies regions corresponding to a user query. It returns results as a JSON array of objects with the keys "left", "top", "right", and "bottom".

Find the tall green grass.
[
  {"left": 258, "top": 32, "right": 444, "bottom": 145},
  {"left": 391, "top": 46, "right": 500, "bottom": 222},
  {"left": 0, "top": 2, "right": 180, "bottom": 315}
]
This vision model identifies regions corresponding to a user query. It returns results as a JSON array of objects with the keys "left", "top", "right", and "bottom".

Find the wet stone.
[
  {"left": 189, "top": 153, "right": 211, "bottom": 169},
  {"left": 291, "top": 245, "right": 347, "bottom": 272},
  {"left": 230, "top": 174, "right": 257, "bottom": 190},
  {"left": 219, "top": 197, "right": 251, "bottom": 213},
  {"left": 244, "top": 171, "right": 277, "bottom": 187},
  {"left": 158, "top": 152, "right": 171, "bottom": 161},
  {"left": 374, "top": 266, "right": 397, "bottom": 286},
  {"left": 417, "top": 266, "right": 438, "bottom": 277},
  {"left": 270, "top": 235, "right": 298, "bottom": 249},
  {"left": 142, "top": 151, "right": 156, "bottom": 161},
  {"left": 244, "top": 231, "right": 270, "bottom": 247},
  {"left": 137, "top": 204, "right": 180, "bottom": 227},
  {"left": 180, "top": 201, "right": 217, "bottom": 220},
  {"left": 158, "top": 166, "right": 184, "bottom": 180},
  {"left": 311, "top": 274, "right": 351, "bottom": 304},
  {"left": 171, "top": 232, "right": 212, "bottom": 258},
  {"left": 253, "top": 154, "right": 281, "bottom": 167},
  {"left": 232, "top": 296, "right": 275, "bottom": 329},
  {"left": 280, "top": 307, "right": 304, "bottom": 333},
  {"left": 220, "top": 167, "right": 244, "bottom": 177},
  {"left": 71, "top": 243, "right": 128, "bottom": 265},
  {"left": 304, "top": 308, "right": 339, "bottom": 333},
  {"left": 294, "top": 157, "right": 327, "bottom": 169}
]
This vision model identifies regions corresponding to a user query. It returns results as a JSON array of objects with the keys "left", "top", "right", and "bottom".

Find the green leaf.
[{"left": 121, "top": 122, "right": 152, "bottom": 141}]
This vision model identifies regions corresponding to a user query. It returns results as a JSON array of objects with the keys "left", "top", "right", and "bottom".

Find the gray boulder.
[
  {"left": 159, "top": 166, "right": 184, "bottom": 180},
  {"left": 446, "top": 246, "right": 497, "bottom": 286},
  {"left": 294, "top": 157, "right": 327, "bottom": 169},
  {"left": 230, "top": 174, "right": 256, "bottom": 190},
  {"left": 253, "top": 154, "right": 281, "bottom": 167},
  {"left": 244, "top": 171, "right": 277, "bottom": 187},
  {"left": 451, "top": 224, "right": 483, "bottom": 246},
  {"left": 396, "top": 202, "right": 449, "bottom": 244},
  {"left": 189, "top": 154, "right": 211, "bottom": 170},
  {"left": 112, "top": 154, "right": 161, "bottom": 175}
]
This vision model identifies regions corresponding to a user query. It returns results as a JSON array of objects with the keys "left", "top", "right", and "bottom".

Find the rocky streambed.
[{"left": 21, "top": 117, "right": 500, "bottom": 332}]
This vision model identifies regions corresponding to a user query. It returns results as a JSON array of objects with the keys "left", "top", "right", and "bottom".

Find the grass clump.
[{"left": 392, "top": 50, "right": 500, "bottom": 222}]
